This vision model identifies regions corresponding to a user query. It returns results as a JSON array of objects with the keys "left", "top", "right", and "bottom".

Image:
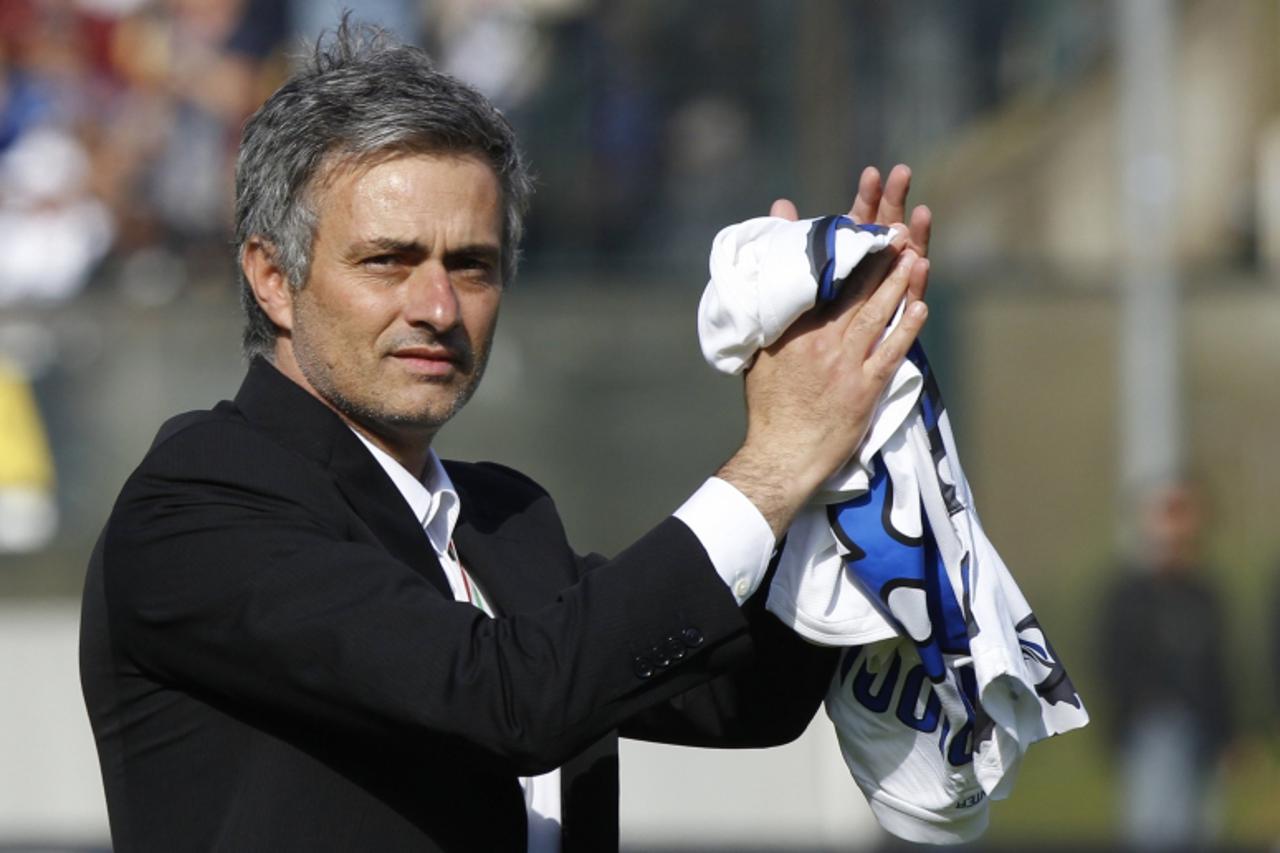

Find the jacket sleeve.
[
  {"left": 614, "top": 547, "right": 839, "bottom": 749},
  {"left": 100, "top": 419, "right": 754, "bottom": 777}
]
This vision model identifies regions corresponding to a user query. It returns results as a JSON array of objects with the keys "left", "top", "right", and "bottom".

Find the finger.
[
  {"left": 909, "top": 204, "right": 932, "bottom": 257},
  {"left": 848, "top": 166, "right": 882, "bottom": 224},
  {"left": 865, "top": 299, "right": 928, "bottom": 386},
  {"left": 907, "top": 257, "right": 929, "bottom": 305},
  {"left": 843, "top": 248, "right": 917, "bottom": 350},
  {"left": 878, "top": 164, "right": 911, "bottom": 225},
  {"left": 770, "top": 198, "right": 800, "bottom": 221}
]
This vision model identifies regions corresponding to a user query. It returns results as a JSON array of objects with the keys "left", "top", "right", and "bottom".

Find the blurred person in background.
[
  {"left": 1097, "top": 478, "right": 1233, "bottom": 850},
  {"left": 80, "top": 18, "right": 932, "bottom": 852}
]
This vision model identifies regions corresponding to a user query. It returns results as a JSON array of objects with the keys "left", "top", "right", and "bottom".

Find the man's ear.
[{"left": 241, "top": 237, "right": 296, "bottom": 333}]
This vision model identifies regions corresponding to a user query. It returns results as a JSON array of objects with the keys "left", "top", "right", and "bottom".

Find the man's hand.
[
  {"left": 769, "top": 164, "right": 931, "bottom": 304},
  {"left": 851, "top": 164, "right": 932, "bottom": 257},
  {"left": 717, "top": 166, "right": 931, "bottom": 538}
]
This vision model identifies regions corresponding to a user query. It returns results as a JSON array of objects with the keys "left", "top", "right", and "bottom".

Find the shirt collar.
[{"left": 348, "top": 429, "right": 459, "bottom": 557}]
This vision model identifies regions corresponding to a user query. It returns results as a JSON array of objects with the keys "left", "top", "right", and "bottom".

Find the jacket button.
[
  {"left": 680, "top": 627, "right": 704, "bottom": 648},
  {"left": 662, "top": 638, "right": 686, "bottom": 662},
  {"left": 633, "top": 656, "right": 655, "bottom": 679}
]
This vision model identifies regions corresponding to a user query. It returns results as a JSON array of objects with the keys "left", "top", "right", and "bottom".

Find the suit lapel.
[
  {"left": 326, "top": 444, "right": 453, "bottom": 599},
  {"left": 450, "top": 503, "right": 539, "bottom": 617},
  {"left": 447, "top": 466, "right": 574, "bottom": 617},
  {"left": 233, "top": 357, "right": 452, "bottom": 598}
]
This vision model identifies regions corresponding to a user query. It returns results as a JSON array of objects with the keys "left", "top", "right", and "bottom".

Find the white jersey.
[{"left": 698, "top": 215, "right": 1089, "bottom": 844}]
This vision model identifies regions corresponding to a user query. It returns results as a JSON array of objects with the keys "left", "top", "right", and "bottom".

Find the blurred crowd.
[
  {"left": 0, "top": 0, "right": 738, "bottom": 313},
  {"left": 0, "top": 0, "right": 1096, "bottom": 312},
  {"left": 0, "top": 0, "right": 290, "bottom": 311},
  {"left": 0, "top": 0, "right": 772, "bottom": 311}
]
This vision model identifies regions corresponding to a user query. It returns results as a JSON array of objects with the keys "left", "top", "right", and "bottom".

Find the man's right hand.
[{"left": 717, "top": 172, "right": 930, "bottom": 539}]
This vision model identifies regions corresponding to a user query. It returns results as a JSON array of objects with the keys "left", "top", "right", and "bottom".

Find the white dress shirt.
[{"left": 350, "top": 430, "right": 774, "bottom": 853}]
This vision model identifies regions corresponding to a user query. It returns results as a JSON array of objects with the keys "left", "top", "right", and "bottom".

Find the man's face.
[{"left": 286, "top": 152, "right": 504, "bottom": 445}]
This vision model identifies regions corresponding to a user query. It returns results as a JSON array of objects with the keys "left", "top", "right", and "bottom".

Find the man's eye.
[
  {"left": 458, "top": 257, "right": 494, "bottom": 274},
  {"left": 362, "top": 254, "right": 401, "bottom": 268}
]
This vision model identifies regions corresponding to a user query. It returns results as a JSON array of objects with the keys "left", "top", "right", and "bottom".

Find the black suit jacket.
[{"left": 80, "top": 357, "right": 836, "bottom": 852}]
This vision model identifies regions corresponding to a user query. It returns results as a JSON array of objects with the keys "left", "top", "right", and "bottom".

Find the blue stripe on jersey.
[
  {"left": 810, "top": 216, "right": 892, "bottom": 303},
  {"left": 827, "top": 340, "right": 970, "bottom": 683}
]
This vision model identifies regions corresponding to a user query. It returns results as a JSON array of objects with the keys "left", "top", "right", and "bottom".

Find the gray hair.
[{"left": 235, "top": 18, "right": 533, "bottom": 358}]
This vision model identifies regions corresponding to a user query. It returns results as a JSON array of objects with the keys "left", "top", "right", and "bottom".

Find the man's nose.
[{"left": 404, "top": 262, "right": 460, "bottom": 331}]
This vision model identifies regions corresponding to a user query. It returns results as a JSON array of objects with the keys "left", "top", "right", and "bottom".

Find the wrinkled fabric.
[{"left": 698, "top": 215, "right": 1089, "bottom": 844}]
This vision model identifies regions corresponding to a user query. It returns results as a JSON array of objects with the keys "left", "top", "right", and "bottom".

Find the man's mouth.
[{"left": 390, "top": 346, "right": 466, "bottom": 376}]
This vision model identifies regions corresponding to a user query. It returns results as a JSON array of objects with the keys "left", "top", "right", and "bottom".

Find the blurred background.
[{"left": 1, "top": 0, "right": 1278, "bottom": 850}]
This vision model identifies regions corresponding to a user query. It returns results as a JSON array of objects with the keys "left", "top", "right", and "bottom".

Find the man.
[
  {"left": 80, "top": 21, "right": 931, "bottom": 853},
  {"left": 1098, "top": 480, "right": 1233, "bottom": 849}
]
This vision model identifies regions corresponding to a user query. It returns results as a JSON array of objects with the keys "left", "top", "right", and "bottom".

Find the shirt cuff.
[{"left": 673, "top": 476, "right": 776, "bottom": 605}]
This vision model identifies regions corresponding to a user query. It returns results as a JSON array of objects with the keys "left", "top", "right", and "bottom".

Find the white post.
[{"left": 1118, "top": 0, "right": 1182, "bottom": 497}]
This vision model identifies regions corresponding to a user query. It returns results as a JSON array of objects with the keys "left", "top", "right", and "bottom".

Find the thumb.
[{"left": 770, "top": 198, "right": 800, "bottom": 221}]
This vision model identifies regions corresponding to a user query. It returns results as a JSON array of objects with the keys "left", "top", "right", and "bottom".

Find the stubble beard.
[{"left": 292, "top": 323, "right": 492, "bottom": 443}]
